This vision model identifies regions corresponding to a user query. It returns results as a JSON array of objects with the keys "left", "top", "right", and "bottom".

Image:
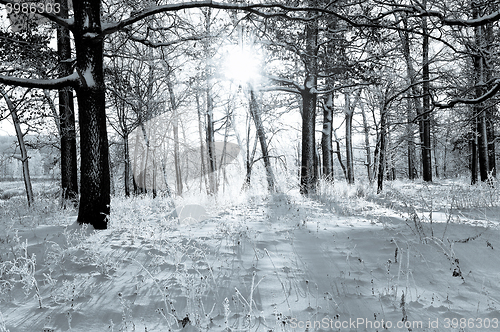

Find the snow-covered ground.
[{"left": 0, "top": 179, "right": 499, "bottom": 332}]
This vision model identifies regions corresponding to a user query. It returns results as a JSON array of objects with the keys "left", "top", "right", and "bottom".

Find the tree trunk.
[
  {"left": 471, "top": 121, "right": 478, "bottom": 184},
  {"left": 123, "top": 131, "right": 131, "bottom": 196},
  {"left": 300, "top": 4, "right": 318, "bottom": 195},
  {"left": 57, "top": 0, "right": 79, "bottom": 207},
  {"left": 321, "top": 93, "right": 334, "bottom": 181},
  {"left": 167, "top": 77, "right": 183, "bottom": 196},
  {"left": 74, "top": 0, "right": 110, "bottom": 229},
  {"left": 345, "top": 93, "right": 355, "bottom": 184},
  {"left": 406, "top": 100, "right": 418, "bottom": 180},
  {"left": 195, "top": 89, "right": 209, "bottom": 193},
  {"left": 399, "top": 13, "right": 420, "bottom": 180},
  {"left": 472, "top": 3, "right": 491, "bottom": 182},
  {"left": 206, "top": 92, "right": 217, "bottom": 194},
  {"left": 360, "top": 101, "right": 373, "bottom": 183},
  {"left": 377, "top": 108, "right": 387, "bottom": 194},
  {"left": 333, "top": 128, "right": 347, "bottom": 180},
  {"left": 433, "top": 126, "right": 439, "bottom": 178},
  {"left": 421, "top": 2, "right": 433, "bottom": 182},
  {"left": 487, "top": 110, "right": 496, "bottom": 178},
  {"left": 249, "top": 89, "right": 276, "bottom": 192},
  {"left": 1, "top": 89, "right": 34, "bottom": 206},
  {"left": 243, "top": 116, "right": 258, "bottom": 190},
  {"left": 203, "top": 8, "right": 217, "bottom": 195},
  {"left": 476, "top": 107, "right": 490, "bottom": 181},
  {"left": 301, "top": 88, "right": 317, "bottom": 194}
]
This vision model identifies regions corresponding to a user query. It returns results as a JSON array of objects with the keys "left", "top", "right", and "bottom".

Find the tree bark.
[
  {"left": 249, "top": 89, "right": 276, "bottom": 192},
  {"left": 0, "top": 89, "right": 34, "bottom": 206},
  {"left": 123, "top": 131, "right": 131, "bottom": 196},
  {"left": 300, "top": 2, "right": 318, "bottom": 195},
  {"left": 377, "top": 108, "right": 387, "bottom": 194},
  {"left": 471, "top": 120, "right": 478, "bottom": 184},
  {"left": 421, "top": 1, "right": 433, "bottom": 182},
  {"left": 399, "top": 13, "right": 420, "bottom": 180},
  {"left": 321, "top": 93, "right": 334, "bottom": 181},
  {"left": 166, "top": 77, "right": 183, "bottom": 196},
  {"left": 74, "top": 0, "right": 110, "bottom": 229},
  {"left": 332, "top": 128, "right": 347, "bottom": 180},
  {"left": 203, "top": 8, "right": 217, "bottom": 195},
  {"left": 57, "top": 0, "right": 79, "bottom": 207},
  {"left": 473, "top": 2, "right": 491, "bottom": 182},
  {"left": 345, "top": 93, "right": 355, "bottom": 184},
  {"left": 360, "top": 101, "right": 373, "bottom": 182},
  {"left": 195, "top": 89, "right": 209, "bottom": 193}
]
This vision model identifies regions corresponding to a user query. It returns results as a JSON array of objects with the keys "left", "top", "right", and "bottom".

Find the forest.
[{"left": 0, "top": 1, "right": 499, "bottom": 331}]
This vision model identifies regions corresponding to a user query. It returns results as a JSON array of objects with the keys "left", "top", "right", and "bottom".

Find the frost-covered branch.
[
  {"left": 434, "top": 79, "right": 500, "bottom": 108},
  {"left": 101, "top": 1, "right": 356, "bottom": 36},
  {"left": 0, "top": 73, "right": 80, "bottom": 89}
]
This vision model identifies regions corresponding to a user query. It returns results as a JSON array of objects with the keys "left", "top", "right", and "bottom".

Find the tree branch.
[
  {"left": 127, "top": 34, "right": 205, "bottom": 48},
  {"left": 101, "top": 1, "right": 342, "bottom": 36},
  {"left": 0, "top": 73, "right": 80, "bottom": 89},
  {"left": 434, "top": 79, "right": 500, "bottom": 108}
]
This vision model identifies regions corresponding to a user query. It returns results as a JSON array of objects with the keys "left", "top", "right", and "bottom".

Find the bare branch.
[
  {"left": 257, "top": 85, "right": 302, "bottom": 94},
  {"left": 127, "top": 34, "right": 205, "bottom": 48},
  {"left": 265, "top": 74, "right": 303, "bottom": 91}
]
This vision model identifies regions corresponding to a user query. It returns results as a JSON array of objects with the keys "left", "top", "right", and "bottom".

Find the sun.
[{"left": 223, "top": 45, "right": 262, "bottom": 85}]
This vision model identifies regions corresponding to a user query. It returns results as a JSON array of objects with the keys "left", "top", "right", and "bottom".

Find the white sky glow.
[{"left": 223, "top": 45, "right": 262, "bottom": 86}]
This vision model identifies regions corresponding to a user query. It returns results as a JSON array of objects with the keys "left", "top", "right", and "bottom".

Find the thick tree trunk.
[
  {"left": 476, "top": 107, "right": 490, "bottom": 181},
  {"left": 57, "top": 0, "right": 79, "bottom": 206},
  {"left": 301, "top": 88, "right": 317, "bottom": 194},
  {"left": 473, "top": 4, "right": 491, "bottom": 182},
  {"left": 484, "top": 8, "right": 496, "bottom": 179},
  {"left": 300, "top": 4, "right": 318, "bottom": 195},
  {"left": 74, "top": 0, "right": 110, "bottom": 229},
  {"left": 249, "top": 89, "right": 276, "bottom": 192},
  {"left": 321, "top": 93, "right": 334, "bottom": 181},
  {"left": 399, "top": 14, "right": 420, "bottom": 180}
]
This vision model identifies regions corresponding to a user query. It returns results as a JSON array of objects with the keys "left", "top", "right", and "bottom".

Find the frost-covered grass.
[{"left": 0, "top": 178, "right": 499, "bottom": 331}]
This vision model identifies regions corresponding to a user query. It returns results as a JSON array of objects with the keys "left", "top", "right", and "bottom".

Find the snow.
[
  {"left": 0, "top": 179, "right": 499, "bottom": 331},
  {"left": 82, "top": 33, "right": 99, "bottom": 39},
  {"left": 81, "top": 67, "right": 95, "bottom": 88}
]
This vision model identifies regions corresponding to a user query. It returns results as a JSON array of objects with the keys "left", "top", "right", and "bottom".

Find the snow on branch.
[
  {"left": 127, "top": 34, "right": 205, "bottom": 48},
  {"left": 434, "top": 79, "right": 500, "bottom": 108},
  {"left": 381, "top": 4, "right": 500, "bottom": 27},
  {"left": 101, "top": 1, "right": 353, "bottom": 36},
  {"left": 0, "top": 72, "right": 80, "bottom": 89}
]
